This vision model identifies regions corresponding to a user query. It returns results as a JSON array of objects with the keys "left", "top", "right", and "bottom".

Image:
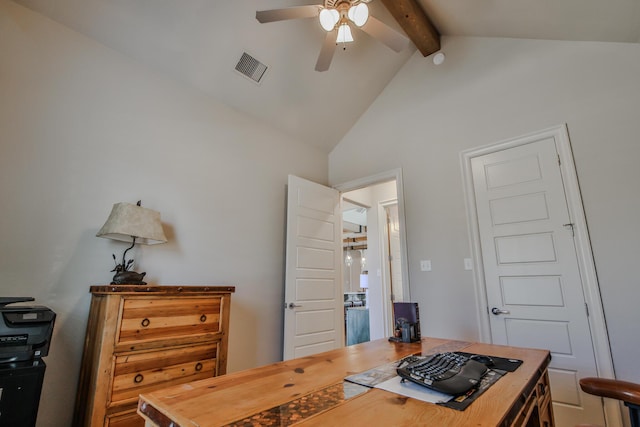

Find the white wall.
[
  {"left": 0, "top": 1, "right": 327, "bottom": 426},
  {"left": 329, "top": 36, "right": 640, "bottom": 385}
]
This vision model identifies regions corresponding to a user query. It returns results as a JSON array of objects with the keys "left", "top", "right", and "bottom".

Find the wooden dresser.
[{"left": 73, "top": 285, "right": 234, "bottom": 427}]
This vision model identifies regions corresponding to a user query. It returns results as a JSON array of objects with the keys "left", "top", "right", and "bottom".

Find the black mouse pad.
[
  {"left": 455, "top": 352, "right": 523, "bottom": 372},
  {"left": 437, "top": 368, "right": 504, "bottom": 411},
  {"left": 437, "top": 353, "right": 523, "bottom": 410}
]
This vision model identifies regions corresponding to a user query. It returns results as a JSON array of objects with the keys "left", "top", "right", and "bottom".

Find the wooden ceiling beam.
[
  {"left": 379, "top": 0, "right": 440, "bottom": 57},
  {"left": 343, "top": 236, "right": 368, "bottom": 243}
]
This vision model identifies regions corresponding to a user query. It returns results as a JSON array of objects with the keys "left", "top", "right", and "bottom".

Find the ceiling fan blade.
[
  {"left": 256, "top": 5, "right": 320, "bottom": 23},
  {"left": 315, "top": 31, "right": 338, "bottom": 72},
  {"left": 360, "top": 16, "right": 410, "bottom": 52}
]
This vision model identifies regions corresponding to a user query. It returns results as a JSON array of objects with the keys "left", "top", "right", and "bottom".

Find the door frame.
[
  {"left": 379, "top": 198, "right": 399, "bottom": 336},
  {"left": 460, "top": 124, "right": 621, "bottom": 426},
  {"left": 334, "top": 168, "right": 411, "bottom": 338}
]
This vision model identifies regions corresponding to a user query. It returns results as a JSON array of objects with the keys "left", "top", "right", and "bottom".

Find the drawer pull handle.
[
  {"left": 195, "top": 362, "right": 203, "bottom": 371},
  {"left": 134, "top": 374, "right": 144, "bottom": 383},
  {"left": 141, "top": 318, "right": 150, "bottom": 327},
  {"left": 200, "top": 314, "right": 207, "bottom": 323},
  {"left": 538, "top": 383, "right": 546, "bottom": 395}
]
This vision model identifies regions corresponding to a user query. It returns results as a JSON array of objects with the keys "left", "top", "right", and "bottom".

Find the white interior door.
[
  {"left": 283, "top": 175, "right": 343, "bottom": 360},
  {"left": 470, "top": 137, "right": 606, "bottom": 426}
]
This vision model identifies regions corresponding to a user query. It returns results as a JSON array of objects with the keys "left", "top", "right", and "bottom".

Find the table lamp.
[
  {"left": 359, "top": 272, "right": 368, "bottom": 289},
  {"left": 96, "top": 201, "right": 167, "bottom": 285},
  {"left": 360, "top": 271, "right": 368, "bottom": 308}
]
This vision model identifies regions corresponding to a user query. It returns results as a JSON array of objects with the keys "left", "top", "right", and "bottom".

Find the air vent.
[{"left": 235, "top": 52, "right": 268, "bottom": 84}]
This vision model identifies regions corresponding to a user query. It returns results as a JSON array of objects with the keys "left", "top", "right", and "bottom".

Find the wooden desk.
[{"left": 137, "top": 337, "right": 553, "bottom": 427}]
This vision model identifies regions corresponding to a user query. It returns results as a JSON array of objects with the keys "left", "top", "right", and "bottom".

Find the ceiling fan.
[{"left": 256, "top": 0, "right": 410, "bottom": 72}]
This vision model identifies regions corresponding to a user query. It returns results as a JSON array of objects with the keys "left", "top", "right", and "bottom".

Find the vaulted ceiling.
[{"left": 14, "top": 0, "right": 640, "bottom": 152}]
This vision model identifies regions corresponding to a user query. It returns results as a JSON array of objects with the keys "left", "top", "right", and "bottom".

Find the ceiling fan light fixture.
[
  {"left": 337, "top": 23, "right": 354, "bottom": 43},
  {"left": 319, "top": 8, "right": 340, "bottom": 31},
  {"left": 347, "top": 3, "right": 369, "bottom": 27}
]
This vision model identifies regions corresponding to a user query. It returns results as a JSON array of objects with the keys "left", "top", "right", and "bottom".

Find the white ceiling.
[{"left": 14, "top": 0, "right": 640, "bottom": 152}]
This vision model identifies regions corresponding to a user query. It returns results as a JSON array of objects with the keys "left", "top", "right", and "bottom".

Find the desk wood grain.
[{"left": 138, "top": 338, "right": 551, "bottom": 427}]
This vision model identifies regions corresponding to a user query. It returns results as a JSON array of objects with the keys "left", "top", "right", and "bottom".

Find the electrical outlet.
[{"left": 464, "top": 258, "right": 473, "bottom": 270}]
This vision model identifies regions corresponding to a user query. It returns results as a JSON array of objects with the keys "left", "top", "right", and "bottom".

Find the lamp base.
[{"left": 111, "top": 270, "right": 147, "bottom": 285}]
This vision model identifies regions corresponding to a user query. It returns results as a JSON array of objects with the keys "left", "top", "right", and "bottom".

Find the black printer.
[
  {"left": 0, "top": 297, "right": 56, "bottom": 427},
  {"left": 0, "top": 297, "right": 55, "bottom": 363}
]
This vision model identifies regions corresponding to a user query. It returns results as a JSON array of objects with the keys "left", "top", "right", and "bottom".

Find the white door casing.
[
  {"left": 283, "top": 175, "right": 343, "bottom": 360},
  {"left": 471, "top": 136, "right": 603, "bottom": 426},
  {"left": 385, "top": 203, "right": 404, "bottom": 304},
  {"left": 461, "top": 125, "right": 620, "bottom": 427}
]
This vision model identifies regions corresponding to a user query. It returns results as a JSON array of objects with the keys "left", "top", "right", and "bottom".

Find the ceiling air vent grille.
[{"left": 235, "top": 52, "right": 268, "bottom": 84}]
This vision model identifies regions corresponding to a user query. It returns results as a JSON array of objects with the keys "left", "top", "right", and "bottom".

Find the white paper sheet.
[{"left": 374, "top": 376, "right": 454, "bottom": 404}]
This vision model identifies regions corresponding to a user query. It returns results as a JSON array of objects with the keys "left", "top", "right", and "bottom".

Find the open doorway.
[
  {"left": 342, "top": 197, "right": 369, "bottom": 345},
  {"left": 337, "top": 170, "right": 410, "bottom": 345}
]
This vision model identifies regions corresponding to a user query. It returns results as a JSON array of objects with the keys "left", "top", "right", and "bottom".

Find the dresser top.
[{"left": 90, "top": 284, "right": 235, "bottom": 295}]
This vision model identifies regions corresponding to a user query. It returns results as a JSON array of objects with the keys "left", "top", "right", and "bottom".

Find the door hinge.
[
  {"left": 558, "top": 154, "right": 561, "bottom": 166},
  {"left": 585, "top": 302, "right": 589, "bottom": 317}
]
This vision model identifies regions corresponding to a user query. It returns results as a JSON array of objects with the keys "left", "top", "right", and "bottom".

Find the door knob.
[
  {"left": 491, "top": 307, "right": 510, "bottom": 315},
  {"left": 287, "top": 302, "right": 302, "bottom": 309}
]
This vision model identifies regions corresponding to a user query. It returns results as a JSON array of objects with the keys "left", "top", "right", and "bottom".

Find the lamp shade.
[
  {"left": 337, "top": 23, "right": 354, "bottom": 43},
  {"left": 319, "top": 8, "right": 339, "bottom": 31},
  {"left": 96, "top": 202, "right": 167, "bottom": 245},
  {"left": 359, "top": 273, "right": 368, "bottom": 289},
  {"left": 348, "top": 3, "right": 368, "bottom": 27}
]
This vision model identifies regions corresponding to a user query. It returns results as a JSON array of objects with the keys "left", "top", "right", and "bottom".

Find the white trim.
[
  {"left": 460, "top": 153, "right": 492, "bottom": 344},
  {"left": 460, "top": 124, "right": 621, "bottom": 427},
  {"left": 377, "top": 200, "right": 393, "bottom": 336},
  {"left": 378, "top": 198, "right": 402, "bottom": 336}
]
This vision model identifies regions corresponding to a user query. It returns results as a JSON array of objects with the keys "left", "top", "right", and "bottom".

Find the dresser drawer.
[
  {"left": 110, "top": 343, "right": 218, "bottom": 406},
  {"left": 536, "top": 371, "right": 551, "bottom": 405},
  {"left": 105, "top": 409, "right": 144, "bottom": 427},
  {"left": 117, "top": 297, "right": 223, "bottom": 350}
]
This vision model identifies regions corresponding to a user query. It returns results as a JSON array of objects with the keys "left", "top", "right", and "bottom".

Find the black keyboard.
[{"left": 396, "top": 352, "right": 488, "bottom": 395}]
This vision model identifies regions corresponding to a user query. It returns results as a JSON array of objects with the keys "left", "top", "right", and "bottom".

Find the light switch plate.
[
  {"left": 464, "top": 258, "right": 473, "bottom": 270},
  {"left": 420, "top": 260, "right": 432, "bottom": 271}
]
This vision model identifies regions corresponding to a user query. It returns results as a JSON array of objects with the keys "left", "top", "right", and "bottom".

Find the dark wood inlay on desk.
[{"left": 222, "top": 382, "right": 369, "bottom": 427}]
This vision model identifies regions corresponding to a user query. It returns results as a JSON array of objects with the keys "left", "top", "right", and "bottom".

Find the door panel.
[
  {"left": 548, "top": 368, "right": 581, "bottom": 405},
  {"left": 283, "top": 175, "right": 342, "bottom": 360},
  {"left": 296, "top": 278, "right": 335, "bottom": 301},
  {"left": 500, "top": 276, "right": 564, "bottom": 306},
  {"left": 494, "top": 233, "right": 557, "bottom": 263},
  {"left": 298, "top": 216, "right": 335, "bottom": 241},
  {"left": 504, "top": 319, "right": 572, "bottom": 353},
  {"left": 297, "top": 246, "right": 335, "bottom": 269},
  {"left": 471, "top": 137, "right": 605, "bottom": 426},
  {"left": 489, "top": 191, "right": 549, "bottom": 225}
]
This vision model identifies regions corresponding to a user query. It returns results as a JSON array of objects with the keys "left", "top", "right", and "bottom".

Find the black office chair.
[{"left": 578, "top": 377, "right": 640, "bottom": 427}]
